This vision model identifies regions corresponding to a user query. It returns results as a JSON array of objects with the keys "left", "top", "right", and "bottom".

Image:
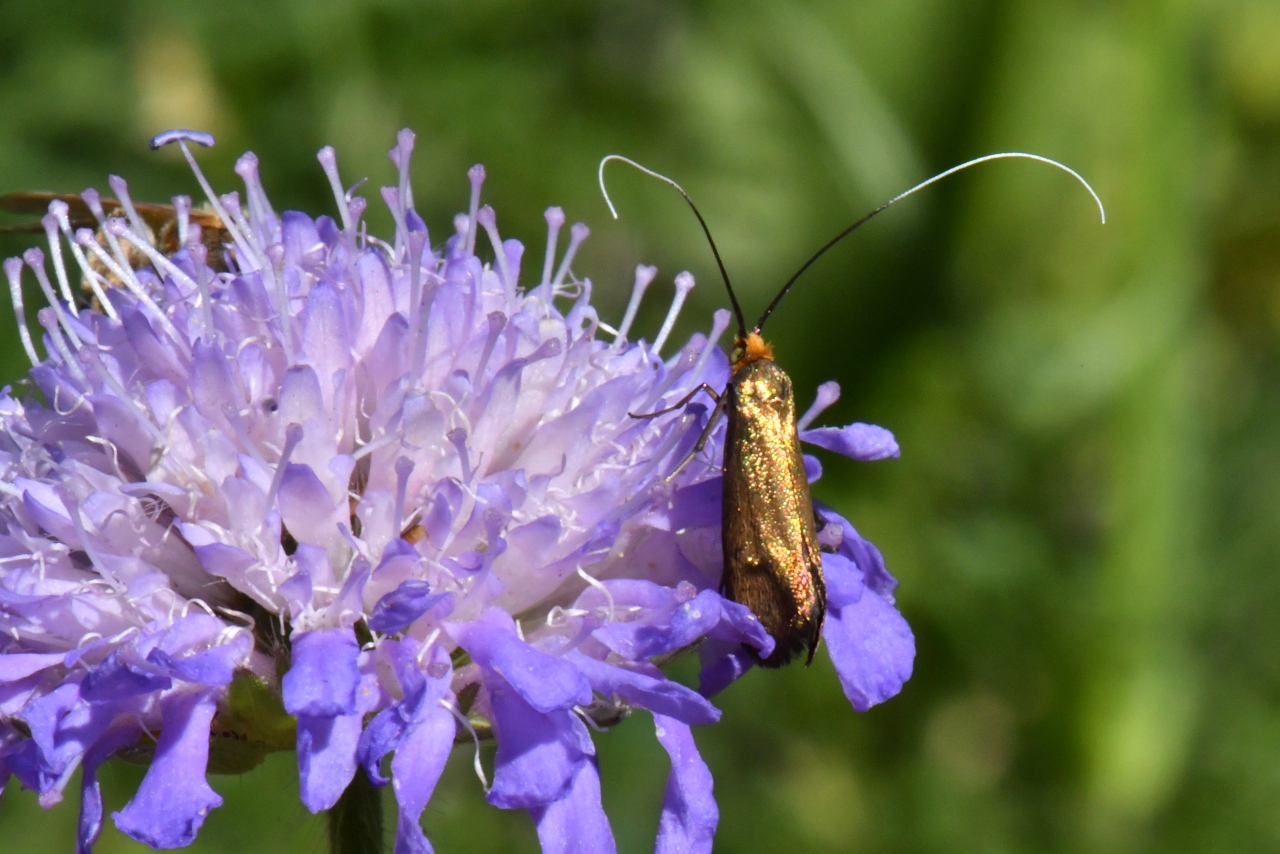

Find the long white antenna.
[{"left": 756, "top": 151, "right": 1106, "bottom": 331}]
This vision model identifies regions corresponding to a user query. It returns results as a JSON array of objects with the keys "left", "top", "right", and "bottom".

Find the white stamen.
[
  {"left": 797, "top": 381, "right": 841, "bottom": 431},
  {"left": 540, "top": 206, "right": 565, "bottom": 291},
  {"left": 689, "top": 308, "right": 732, "bottom": 381},
  {"left": 80, "top": 188, "right": 106, "bottom": 223},
  {"left": 551, "top": 222, "right": 589, "bottom": 288},
  {"left": 172, "top": 195, "right": 192, "bottom": 248},
  {"left": 381, "top": 186, "right": 409, "bottom": 261},
  {"left": 22, "top": 248, "right": 83, "bottom": 349},
  {"left": 574, "top": 705, "right": 610, "bottom": 732},
  {"left": 317, "top": 146, "right": 354, "bottom": 233},
  {"left": 50, "top": 202, "right": 119, "bottom": 319},
  {"left": 40, "top": 214, "right": 76, "bottom": 305},
  {"left": 80, "top": 345, "right": 156, "bottom": 431},
  {"left": 75, "top": 229, "right": 187, "bottom": 353},
  {"left": 476, "top": 206, "right": 513, "bottom": 293},
  {"left": 393, "top": 456, "right": 414, "bottom": 533},
  {"left": 614, "top": 264, "right": 658, "bottom": 344},
  {"left": 440, "top": 698, "right": 489, "bottom": 792},
  {"left": 4, "top": 258, "right": 41, "bottom": 366},
  {"left": 235, "top": 152, "right": 278, "bottom": 235},
  {"left": 348, "top": 195, "right": 367, "bottom": 230},
  {"left": 576, "top": 565, "right": 615, "bottom": 622},
  {"left": 352, "top": 431, "right": 398, "bottom": 462},
  {"left": 262, "top": 423, "right": 304, "bottom": 529},
  {"left": 412, "top": 628, "right": 443, "bottom": 666},
  {"left": 220, "top": 192, "right": 261, "bottom": 260},
  {"left": 215, "top": 607, "right": 257, "bottom": 630},
  {"left": 652, "top": 271, "right": 695, "bottom": 356},
  {"left": 394, "top": 128, "right": 416, "bottom": 212},
  {"left": 107, "top": 175, "right": 150, "bottom": 241},
  {"left": 407, "top": 230, "right": 427, "bottom": 333},
  {"left": 463, "top": 165, "right": 485, "bottom": 258},
  {"left": 105, "top": 218, "right": 201, "bottom": 296},
  {"left": 171, "top": 138, "right": 259, "bottom": 271},
  {"left": 264, "top": 240, "right": 294, "bottom": 365},
  {"left": 189, "top": 243, "right": 216, "bottom": 337}
]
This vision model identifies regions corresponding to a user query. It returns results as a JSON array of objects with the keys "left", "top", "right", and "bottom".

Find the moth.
[
  {"left": 601, "top": 152, "right": 1105, "bottom": 668},
  {"left": 0, "top": 190, "right": 233, "bottom": 295}
]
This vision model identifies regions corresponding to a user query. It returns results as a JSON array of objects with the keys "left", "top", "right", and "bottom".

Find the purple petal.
[
  {"left": 487, "top": 679, "right": 592, "bottom": 810},
  {"left": 668, "top": 478, "right": 721, "bottom": 529},
  {"left": 77, "top": 722, "right": 142, "bottom": 854},
  {"left": 19, "top": 682, "right": 84, "bottom": 790},
  {"left": 568, "top": 655, "right": 720, "bottom": 726},
  {"left": 148, "top": 632, "right": 250, "bottom": 687},
  {"left": 827, "top": 511, "right": 898, "bottom": 599},
  {"left": 277, "top": 463, "right": 345, "bottom": 548},
  {"left": 82, "top": 650, "right": 170, "bottom": 701},
  {"left": 283, "top": 628, "right": 360, "bottom": 717},
  {"left": 390, "top": 705, "right": 455, "bottom": 854},
  {"left": 113, "top": 691, "right": 223, "bottom": 848},
  {"left": 357, "top": 643, "right": 453, "bottom": 787},
  {"left": 595, "top": 590, "right": 712, "bottom": 661},
  {"left": 696, "top": 640, "right": 757, "bottom": 697},
  {"left": 368, "top": 582, "right": 453, "bottom": 634},
  {"left": 821, "top": 554, "right": 914, "bottom": 711},
  {"left": 704, "top": 598, "right": 774, "bottom": 657},
  {"left": 799, "top": 422, "right": 899, "bottom": 461},
  {"left": 456, "top": 609, "right": 590, "bottom": 713},
  {"left": 0, "top": 653, "right": 64, "bottom": 683},
  {"left": 654, "top": 715, "right": 717, "bottom": 854},
  {"left": 530, "top": 756, "right": 616, "bottom": 854},
  {"left": 296, "top": 711, "right": 365, "bottom": 813}
]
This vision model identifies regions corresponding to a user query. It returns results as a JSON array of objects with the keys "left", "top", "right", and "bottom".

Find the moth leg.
[
  {"left": 629, "top": 383, "right": 722, "bottom": 419},
  {"left": 662, "top": 393, "right": 729, "bottom": 485}
]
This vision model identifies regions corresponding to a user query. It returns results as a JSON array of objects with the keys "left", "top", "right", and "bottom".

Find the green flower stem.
[{"left": 328, "top": 767, "right": 384, "bottom": 854}]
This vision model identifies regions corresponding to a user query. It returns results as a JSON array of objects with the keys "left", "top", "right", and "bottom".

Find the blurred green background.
[{"left": 1, "top": 0, "right": 1278, "bottom": 851}]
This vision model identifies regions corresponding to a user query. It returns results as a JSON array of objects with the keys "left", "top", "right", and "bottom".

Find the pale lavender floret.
[{"left": 0, "top": 128, "right": 913, "bottom": 854}]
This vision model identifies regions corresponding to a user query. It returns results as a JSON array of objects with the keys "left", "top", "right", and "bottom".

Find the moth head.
[{"left": 731, "top": 332, "right": 773, "bottom": 371}]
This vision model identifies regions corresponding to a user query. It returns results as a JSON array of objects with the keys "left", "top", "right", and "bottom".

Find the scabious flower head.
[{"left": 0, "top": 128, "right": 914, "bottom": 853}]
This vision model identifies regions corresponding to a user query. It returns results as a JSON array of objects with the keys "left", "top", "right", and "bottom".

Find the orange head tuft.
[{"left": 731, "top": 331, "right": 774, "bottom": 371}]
